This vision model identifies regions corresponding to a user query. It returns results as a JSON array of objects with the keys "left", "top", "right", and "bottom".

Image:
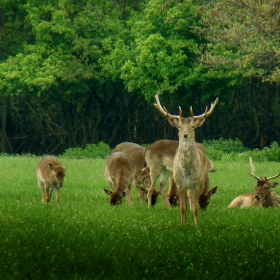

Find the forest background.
[{"left": 1, "top": 0, "right": 280, "bottom": 155}]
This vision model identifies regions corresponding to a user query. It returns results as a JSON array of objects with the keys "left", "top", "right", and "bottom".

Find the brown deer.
[
  {"left": 227, "top": 193, "right": 262, "bottom": 208},
  {"left": 36, "top": 156, "right": 66, "bottom": 205},
  {"left": 104, "top": 151, "right": 134, "bottom": 206},
  {"left": 228, "top": 157, "right": 280, "bottom": 208},
  {"left": 198, "top": 175, "right": 218, "bottom": 210},
  {"left": 144, "top": 139, "right": 218, "bottom": 210},
  {"left": 113, "top": 142, "right": 160, "bottom": 205},
  {"left": 151, "top": 93, "right": 218, "bottom": 225},
  {"left": 168, "top": 176, "right": 179, "bottom": 206}
]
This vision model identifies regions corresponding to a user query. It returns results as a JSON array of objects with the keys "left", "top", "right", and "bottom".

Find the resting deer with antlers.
[
  {"left": 150, "top": 93, "right": 218, "bottom": 225},
  {"left": 228, "top": 157, "right": 280, "bottom": 208},
  {"left": 144, "top": 139, "right": 218, "bottom": 209}
]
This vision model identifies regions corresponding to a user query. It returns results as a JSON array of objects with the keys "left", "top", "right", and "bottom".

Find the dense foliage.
[{"left": 1, "top": 0, "right": 280, "bottom": 154}]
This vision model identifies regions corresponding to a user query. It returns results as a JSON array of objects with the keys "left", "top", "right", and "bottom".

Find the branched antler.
[
  {"left": 154, "top": 93, "right": 180, "bottom": 119},
  {"left": 154, "top": 93, "right": 218, "bottom": 119},
  {"left": 249, "top": 156, "right": 280, "bottom": 181},
  {"left": 249, "top": 156, "right": 260, "bottom": 180},
  {"left": 192, "top": 98, "right": 219, "bottom": 120}
]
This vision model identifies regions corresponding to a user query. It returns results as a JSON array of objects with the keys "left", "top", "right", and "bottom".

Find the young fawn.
[{"left": 36, "top": 156, "right": 66, "bottom": 205}]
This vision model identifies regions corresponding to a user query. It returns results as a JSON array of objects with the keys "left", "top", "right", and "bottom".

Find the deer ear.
[
  {"left": 48, "top": 163, "right": 55, "bottom": 170},
  {"left": 167, "top": 117, "right": 180, "bottom": 127},
  {"left": 194, "top": 118, "right": 206, "bottom": 128},
  {"left": 210, "top": 186, "right": 218, "bottom": 195},
  {"left": 104, "top": 189, "right": 113, "bottom": 195},
  {"left": 270, "top": 182, "right": 279, "bottom": 188}
]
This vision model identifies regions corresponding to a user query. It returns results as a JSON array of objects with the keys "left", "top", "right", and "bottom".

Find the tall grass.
[{"left": 1, "top": 155, "right": 280, "bottom": 279}]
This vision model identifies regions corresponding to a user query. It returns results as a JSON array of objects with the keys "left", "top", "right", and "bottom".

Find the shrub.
[
  {"left": 62, "top": 142, "right": 112, "bottom": 159},
  {"left": 204, "top": 139, "right": 280, "bottom": 162},
  {"left": 203, "top": 138, "right": 249, "bottom": 154},
  {"left": 249, "top": 142, "right": 280, "bottom": 162},
  {"left": 203, "top": 138, "right": 250, "bottom": 161}
]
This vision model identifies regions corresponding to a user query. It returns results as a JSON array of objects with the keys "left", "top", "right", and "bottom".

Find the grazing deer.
[
  {"left": 151, "top": 93, "right": 218, "bottom": 225},
  {"left": 36, "top": 156, "right": 66, "bottom": 205},
  {"left": 228, "top": 157, "right": 280, "bottom": 208},
  {"left": 145, "top": 139, "right": 218, "bottom": 210},
  {"left": 104, "top": 151, "right": 134, "bottom": 206},
  {"left": 198, "top": 175, "right": 218, "bottom": 211},
  {"left": 113, "top": 142, "right": 160, "bottom": 205}
]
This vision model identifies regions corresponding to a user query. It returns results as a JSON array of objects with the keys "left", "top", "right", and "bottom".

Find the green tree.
[
  {"left": 194, "top": 0, "right": 280, "bottom": 148},
  {"left": 0, "top": 0, "right": 164, "bottom": 153},
  {"left": 198, "top": 0, "right": 280, "bottom": 83},
  {"left": 104, "top": 0, "right": 201, "bottom": 99}
]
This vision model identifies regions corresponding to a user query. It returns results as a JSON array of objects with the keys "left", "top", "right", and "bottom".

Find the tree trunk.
[{"left": 1, "top": 96, "right": 12, "bottom": 153}]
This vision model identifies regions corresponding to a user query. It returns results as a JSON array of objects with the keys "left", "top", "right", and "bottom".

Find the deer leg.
[
  {"left": 126, "top": 183, "right": 134, "bottom": 207},
  {"left": 147, "top": 184, "right": 154, "bottom": 208},
  {"left": 147, "top": 169, "right": 161, "bottom": 208},
  {"left": 38, "top": 179, "right": 46, "bottom": 203},
  {"left": 48, "top": 187, "right": 53, "bottom": 203},
  {"left": 45, "top": 184, "right": 51, "bottom": 203},
  {"left": 159, "top": 172, "right": 172, "bottom": 209},
  {"left": 134, "top": 179, "right": 144, "bottom": 206},
  {"left": 179, "top": 188, "right": 187, "bottom": 225},
  {"left": 188, "top": 189, "right": 199, "bottom": 226}
]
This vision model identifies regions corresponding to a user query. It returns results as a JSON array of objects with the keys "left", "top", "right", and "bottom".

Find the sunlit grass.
[{"left": 1, "top": 156, "right": 280, "bottom": 279}]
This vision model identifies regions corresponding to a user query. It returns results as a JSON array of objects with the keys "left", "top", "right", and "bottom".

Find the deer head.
[
  {"left": 48, "top": 163, "right": 66, "bottom": 188},
  {"left": 154, "top": 93, "right": 219, "bottom": 140},
  {"left": 249, "top": 156, "right": 280, "bottom": 205}
]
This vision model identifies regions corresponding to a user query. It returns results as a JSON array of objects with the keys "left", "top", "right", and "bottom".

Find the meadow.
[{"left": 1, "top": 154, "right": 280, "bottom": 280}]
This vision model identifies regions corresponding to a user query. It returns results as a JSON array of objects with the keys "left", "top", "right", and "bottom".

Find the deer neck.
[
  {"left": 261, "top": 192, "right": 273, "bottom": 208},
  {"left": 177, "top": 136, "right": 198, "bottom": 172}
]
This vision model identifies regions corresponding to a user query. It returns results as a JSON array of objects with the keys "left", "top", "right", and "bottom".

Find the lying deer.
[
  {"left": 113, "top": 142, "right": 160, "bottom": 205},
  {"left": 151, "top": 93, "right": 218, "bottom": 225},
  {"left": 36, "top": 156, "right": 66, "bottom": 205},
  {"left": 228, "top": 157, "right": 280, "bottom": 208},
  {"left": 104, "top": 151, "right": 134, "bottom": 206},
  {"left": 144, "top": 139, "right": 218, "bottom": 210}
]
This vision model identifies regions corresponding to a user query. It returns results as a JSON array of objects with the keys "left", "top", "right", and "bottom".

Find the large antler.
[
  {"left": 249, "top": 156, "right": 260, "bottom": 180},
  {"left": 266, "top": 172, "right": 280, "bottom": 181},
  {"left": 155, "top": 93, "right": 218, "bottom": 120},
  {"left": 154, "top": 93, "right": 182, "bottom": 118},
  {"left": 249, "top": 156, "right": 280, "bottom": 181},
  {"left": 191, "top": 97, "right": 219, "bottom": 120}
]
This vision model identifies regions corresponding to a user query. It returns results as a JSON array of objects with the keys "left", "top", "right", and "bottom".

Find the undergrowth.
[{"left": 61, "top": 138, "right": 280, "bottom": 163}]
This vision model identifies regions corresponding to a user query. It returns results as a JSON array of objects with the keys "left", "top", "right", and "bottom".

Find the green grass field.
[{"left": 1, "top": 155, "right": 280, "bottom": 280}]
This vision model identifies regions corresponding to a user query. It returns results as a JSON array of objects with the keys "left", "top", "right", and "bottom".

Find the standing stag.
[
  {"left": 144, "top": 139, "right": 218, "bottom": 209},
  {"left": 228, "top": 157, "right": 280, "bottom": 208},
  {"left": 104, "top": 151, "right": 134, "bottom": 206},
  {"left": 113, "top": 142, "right": 160, "bottom": 206},
  {"left": 151, "top": 93, "right": 218, "bottom": 225}
]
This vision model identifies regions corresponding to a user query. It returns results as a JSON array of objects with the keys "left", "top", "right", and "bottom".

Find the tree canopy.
[{"left": 0, "top": 0, "right": 280, "bottom": 154}]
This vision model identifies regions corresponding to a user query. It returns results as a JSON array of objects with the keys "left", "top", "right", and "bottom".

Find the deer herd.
[{"left": 36, "top": 93, "right": 280, "bottom": 226}]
